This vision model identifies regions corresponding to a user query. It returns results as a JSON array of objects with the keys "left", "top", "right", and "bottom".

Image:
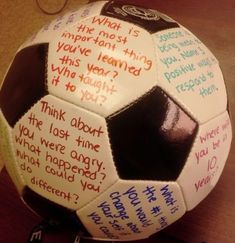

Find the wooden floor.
[{"left": 0, "top": 0, "right": 235, "bottom": 242}]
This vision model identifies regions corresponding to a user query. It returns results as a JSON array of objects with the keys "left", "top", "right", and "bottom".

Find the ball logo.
[{"left": 121, "top": 5, "right": 160, "bottom": 21}]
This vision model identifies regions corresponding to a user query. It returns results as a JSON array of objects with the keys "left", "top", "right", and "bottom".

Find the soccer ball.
[{"left": 0, "top": 1, "right": 232, "bottom": 241}]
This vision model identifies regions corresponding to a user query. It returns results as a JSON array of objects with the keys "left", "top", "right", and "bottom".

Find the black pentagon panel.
[
  {"left": 0, "top": 44, "right": 49, "bottom": 127},
  {"left": 106, "top": 87, "right": 198, "bottom": 181},
  {"left": 101, "top": 1, "right": 179, "bottom": 33},
  {"left": 22, "top": 187, "right": 91, "bottom": 237}
]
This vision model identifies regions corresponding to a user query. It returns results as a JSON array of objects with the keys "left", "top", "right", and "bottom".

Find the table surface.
[{"left": 0, "top": 0, "right": 235, "bottom": 242}]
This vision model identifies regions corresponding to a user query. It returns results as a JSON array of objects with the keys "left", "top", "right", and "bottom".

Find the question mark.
[
  {"left": 112, "top": 70, "right": 118, "bottom": 79},
  {"left": 73, "top": 193, "right": 79, "bottom": 204},
  {"left": 101, "top": 172, "right": 106, "bottom": 180},
  {"left": 99, "top": 95, "right": 107, "bottom": 106},
  {"left": 99, "top": 172, "right": 106, "bottom": 184}
]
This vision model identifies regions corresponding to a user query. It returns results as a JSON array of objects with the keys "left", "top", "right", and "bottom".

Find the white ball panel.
[
  {"left": 48, "top": 16, "right": 157, "bottom": 117},
  {"left": 177, "top": 111, "right": 232, "bottom": 210},
  {"left": 19, "top": 1, "right": 107, "bottom": 51},
  {"left": 0, "top": 111, "right": 25, "bottom": 193},
  {"left": 77, "top": 180, "right": 186, "bottom": 241},
  {"left": 153, "top": 26, "right": 227, "bottom": 124},
  {"left": 11, "top": 94, "right": 118, "bottom": 210}
]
